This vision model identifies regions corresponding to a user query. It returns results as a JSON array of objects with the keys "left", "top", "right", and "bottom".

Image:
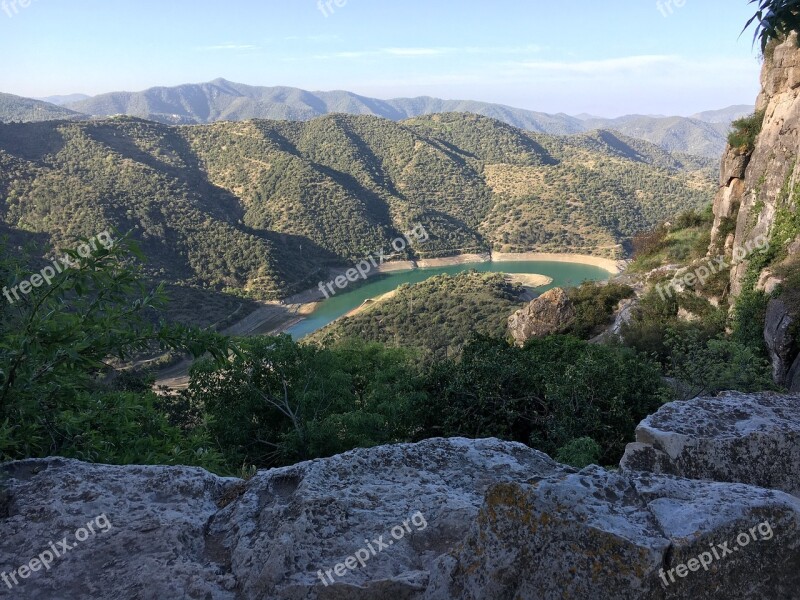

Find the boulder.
[
  {"left": 620, "top": 392, "right": 800, "bottom": 497},
  {"left": 0, "top": 439, "right": 568, "bottom": 600},
  {"left": 424, "top": 468, "right": 800, "bottom": 600},
  {"left": 2, "top": 432, "right": 800, "bottom": 599},
  {"left": 207, "top": 438, "right": 567, "bottom": 599},
  {"left": 0, "top": 458, "right": 241, "bottom": 600},
  {"left": 508, "top": 287, "right": 575, "bottom": 345}
]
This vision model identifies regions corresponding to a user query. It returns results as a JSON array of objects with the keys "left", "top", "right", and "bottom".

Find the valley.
[{"left": 0, "top": 111, "right": 712, "bottom": 330}]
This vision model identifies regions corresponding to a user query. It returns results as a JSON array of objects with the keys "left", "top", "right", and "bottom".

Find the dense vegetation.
[
  {"left": 308, "top": 271, "right": 528, "bottom": 359},
  {"left": 0, "top": 239, "right": 232, "bottom": 468},
  {"left": 0, "top": 241, "right": 669, "bottom": 472},
  {"left": 0, "top": 93, "right": 81, "bottom": 123},
  {"left": 0, "top": 113, "right": 714, "bottom": 319}
]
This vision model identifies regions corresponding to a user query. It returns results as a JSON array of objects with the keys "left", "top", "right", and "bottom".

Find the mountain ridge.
[{"left": 2, "top": 80, "right": 751, "bottom": 157}]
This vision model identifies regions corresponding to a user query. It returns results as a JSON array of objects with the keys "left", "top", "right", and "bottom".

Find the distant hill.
[
  {"left": 0, "top": 93, "right": 83, "bottom": 123},
  {"left": 691, "top": 105, "right": 753, "bottom": 123},
  {"left": 580, "top": 115, "right": 732, "bottom": 158},
  {"left": 4, "top": 79, "right": 734, "bottom": 157},
  {"left": 62, "top": 79, "right": 586, "bottom": 134},
  {"left": 36, "top": 94, "right": 92, "bottom": 106},
  {"left": 0, "top": 112, "right": 715, "bottom": 302}
]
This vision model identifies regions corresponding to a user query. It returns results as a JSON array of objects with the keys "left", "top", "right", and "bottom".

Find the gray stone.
[
  {"left": 3, "top": 432, "right": 800, "bottom": 599},
  {"left": 424, "top": 468, "right": 800, "bottom": 600},
  {"left": 508, "top": 287, "right": 576, "bottom": 345},
  {"left": 208, "top": 437, "right": 567, "bottom": 599},
  {"left": 764, "top": 298, "right": 799, "bottom": 386},
  {"left": 620, "top": 391, "right": 800, "bottom": 497},
  {"left": 0, "top": 458, "right": 241, "bottom": 600}
]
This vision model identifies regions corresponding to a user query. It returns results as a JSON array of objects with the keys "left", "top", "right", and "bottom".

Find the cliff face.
[{"left": 711, "top": 34, "right": 800, "bottom": 389}]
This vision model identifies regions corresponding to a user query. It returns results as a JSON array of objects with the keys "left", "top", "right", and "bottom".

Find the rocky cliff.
[{"left": 710, "top": 34, "right": 800, "bottom": 389}]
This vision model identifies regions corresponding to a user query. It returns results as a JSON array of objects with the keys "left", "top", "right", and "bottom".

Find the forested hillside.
[
  {"left": 308, "top": 271, "right": 529, "bottom": 359},
  {"left": 0, "top": 113, "right": 714, "bottom": 304}
]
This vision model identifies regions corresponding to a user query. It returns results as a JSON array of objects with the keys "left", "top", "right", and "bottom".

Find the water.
[{"left": 286, "top": 261, "right": 611, "bottom": 339}]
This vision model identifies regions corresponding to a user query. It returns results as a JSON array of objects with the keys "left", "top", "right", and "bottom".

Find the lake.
[{"left": 286, "top": 260, "right": 611, "bottom": 339}]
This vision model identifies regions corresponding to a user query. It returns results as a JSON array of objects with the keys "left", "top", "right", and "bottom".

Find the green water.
[{"left": 287, "top": 261, "right": 611, "bottom": 339}]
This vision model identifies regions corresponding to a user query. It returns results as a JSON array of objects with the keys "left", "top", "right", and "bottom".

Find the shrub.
[
  {"left": 632, "top": 226, "right": 668, "bottom": 260},
  {"left": 556, "top": 437, "right": 602, "bottom": 468},
  {"left": 0, "top": 237, "right": 232, "bottom": 469},
  {"left": 566, "top": 282, "right": 636, "bottom": 339},
  {"left": 418, "top": 335, "right": 666, "bottom": 465},
  {"left": 728, "top": 110, "right": 766, "bottom": 153},
  {"left": 664, "top": 329, "right": 774, "bottom": 400}
]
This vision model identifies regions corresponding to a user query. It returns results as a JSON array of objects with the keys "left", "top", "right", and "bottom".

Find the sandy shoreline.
[
  {"left": 506, "top": 273, "right": 554, "bottom": 288},
  {"left": 491, "top": 252, "right": 622, "bottom": 274},
  {"left": 416, "top": 253, "right": 490, "bottom": 268}
]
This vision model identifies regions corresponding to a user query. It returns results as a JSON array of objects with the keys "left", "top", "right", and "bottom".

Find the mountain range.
[
  {"left": 0, "top": 112, "right": 714, "bottom": 305},
  {"left": 2, "top": 80, "right": 753, "bottom": 158}
]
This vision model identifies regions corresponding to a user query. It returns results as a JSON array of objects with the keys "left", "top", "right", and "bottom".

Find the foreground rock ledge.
[
  {"left": 620, "top": 391, "right": 800, "bottom": 497},
  {"left": 1, "top": 436, "right": 799, "bottom": 599}
]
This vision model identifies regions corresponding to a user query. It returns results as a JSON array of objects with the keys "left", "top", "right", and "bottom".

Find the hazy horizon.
[{"left": 1, "top": 0, "right": 762, "bottom": 117}]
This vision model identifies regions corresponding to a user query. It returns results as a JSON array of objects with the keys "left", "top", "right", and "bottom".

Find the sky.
[{"left": 0, "top": 0, "right": 764, "bottom": 117}]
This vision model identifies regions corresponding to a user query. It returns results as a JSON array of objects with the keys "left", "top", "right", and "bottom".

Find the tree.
[
  {"left": 0, "top": 235, "right": 231, "bottom": 464},
  {"left": 745, "top": 0, "right": 800, "bottom": 51}
]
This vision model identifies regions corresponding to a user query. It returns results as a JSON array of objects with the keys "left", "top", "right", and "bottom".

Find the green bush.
[
  {"left": 566, "top": 282, "right": 636, "bottom": 339},
  {"left": 417, "top": 335, "right": 666, "bottom": 465},
  {"left": 664, "top": 329, "right": 774, "bottom": 400},
  {"left": 556, "top": 437, "right": 602, "bottom": 468},
  {"left": 0, "top": 237, "right": 232, "bottom": 469},
  {"left": 728, "top": 110, "right": 766, "bottom": 153},
  {"left": 186, "top": 336, "right": 424, "bottom": 468}
]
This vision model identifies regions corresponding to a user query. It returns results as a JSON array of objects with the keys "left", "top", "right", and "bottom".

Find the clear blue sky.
[{"left": 0, "top": 0, "right": 763, "bottom": 116}]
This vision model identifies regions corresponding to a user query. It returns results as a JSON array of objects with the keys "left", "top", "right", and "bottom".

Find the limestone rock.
[
  {"left": 719, "top": 147, "right": 750, "bottom": 186},
  {"left": 3, "top": 432, "right": 800, "bottom": 599},
  {"left": 424, "top": 468, "right": 800, "bottom": 600},
  {"left": 208, "top": 438, "right": 567, "bottom": 599},
  {"left": 508, "top": 287, "right": 575, "bottom": 344},
  {"left": 0, "top": 458, "right": 241, "bottom": 600},
  {"left": 0, "top": 439, "right": 568, "bottom": 600},
  {"left": 620, "top": 391, "right": 800, "bottom": 497}
]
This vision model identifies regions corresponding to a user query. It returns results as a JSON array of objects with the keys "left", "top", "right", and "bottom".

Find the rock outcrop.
[
  {"left": 0, "top": 439, "right": 569, "bottom": 600},
  {"left": 2, "top": 428, "right": 800, "bottom": 600},
  {"left": 508, "top": 287, "right": 575, "bottom": 344},
  {"left": 206, "top": 438, "right": 567, "bottom": 599},
  {"left": 620, "top": 391, "right": 800, "bottom": 497},
  {"left": 709, "top": 34, "right": 800, "bottom": 388},
  {"left": 425, "top": 469, "right": 800, "bottom": 600}
]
